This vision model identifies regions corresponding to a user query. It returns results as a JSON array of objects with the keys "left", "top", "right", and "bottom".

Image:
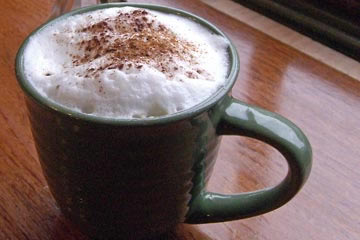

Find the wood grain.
[{"left": 1, "top": 0, "right": 360, "bottom": 239}]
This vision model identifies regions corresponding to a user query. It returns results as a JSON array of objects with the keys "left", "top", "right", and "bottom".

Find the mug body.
[
  {"left": 26, "top": 95, "right": 222, "bottom": 239},
  {"left": 16, "top": 3, "right": 239, "bottom": 239}
]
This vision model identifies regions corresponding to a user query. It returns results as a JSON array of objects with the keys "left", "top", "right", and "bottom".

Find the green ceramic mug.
[{"left": 16, "top": 3, "right": 312, "bottom": 239}]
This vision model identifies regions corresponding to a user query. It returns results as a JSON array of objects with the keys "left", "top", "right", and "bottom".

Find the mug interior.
[{"left": 15, "top": 3, "right": 239, "bottom": 126}]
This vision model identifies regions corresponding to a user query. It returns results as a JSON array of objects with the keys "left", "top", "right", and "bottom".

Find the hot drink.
[
  {"left": 23, "top": 7, "right": 229, "bottom": 118},
  {"left": 16, "top": 4, "right": 312, "bottom": 240}
]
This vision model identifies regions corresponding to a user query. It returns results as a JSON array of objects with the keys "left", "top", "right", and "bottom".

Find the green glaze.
[
  {"left": 186, "top": 97, "right": 312, "bottom": 223},
  {"left": 15, "top": 3, "right": 312, "bottom": 239}
]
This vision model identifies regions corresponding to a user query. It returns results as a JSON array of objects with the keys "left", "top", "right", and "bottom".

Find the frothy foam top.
[{"left": 24, "top": 7, "right": 230, "bottom": 118}]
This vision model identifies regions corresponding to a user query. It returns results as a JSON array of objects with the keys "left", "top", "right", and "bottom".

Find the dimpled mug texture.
[
  {"left": 17, "top": 3, "right": 237, "bottom": 239},
  {"left": 16, "top": 3, "right": 311, "bottom": 240}
]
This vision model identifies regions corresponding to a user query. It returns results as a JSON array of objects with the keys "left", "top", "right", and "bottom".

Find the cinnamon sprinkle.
[{"left": 71, "top": 9, "right": 202, "bottom": 79}]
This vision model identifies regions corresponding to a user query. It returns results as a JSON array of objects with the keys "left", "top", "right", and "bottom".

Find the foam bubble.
[{"left": 23, "top": 7, "right": 230, "bottom": 118}]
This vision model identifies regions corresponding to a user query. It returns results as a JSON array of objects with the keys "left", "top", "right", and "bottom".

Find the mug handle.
[{"left": 186, "top": 96, "right": 312, "bottom": 223}]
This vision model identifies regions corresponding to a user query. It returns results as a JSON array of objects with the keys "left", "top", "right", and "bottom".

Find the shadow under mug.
[{"left": 16, "top": 3, "right": 312, "bottom": 239}]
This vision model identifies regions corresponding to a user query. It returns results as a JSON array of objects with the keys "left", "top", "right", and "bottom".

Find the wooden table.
[{"left": 1, "top": 0, "right": 359, "bottom": 239}]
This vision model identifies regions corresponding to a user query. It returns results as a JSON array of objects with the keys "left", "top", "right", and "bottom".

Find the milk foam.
[{"left": 24, "top": 7, "right": 229, "bottom": 118}]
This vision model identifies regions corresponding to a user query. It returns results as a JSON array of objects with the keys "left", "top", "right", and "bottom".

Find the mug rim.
[{"left": 15, "top": 3, "right": 239, "bottom": 126}]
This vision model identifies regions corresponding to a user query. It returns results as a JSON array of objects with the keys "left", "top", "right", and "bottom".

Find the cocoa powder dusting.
[{"left": 71, "top": 9, "right": 200, "bottom": 79}]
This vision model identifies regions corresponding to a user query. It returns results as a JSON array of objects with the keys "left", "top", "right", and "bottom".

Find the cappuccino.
[{"left": 23, "top": 7, "right": 229, "bottom": 118}]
